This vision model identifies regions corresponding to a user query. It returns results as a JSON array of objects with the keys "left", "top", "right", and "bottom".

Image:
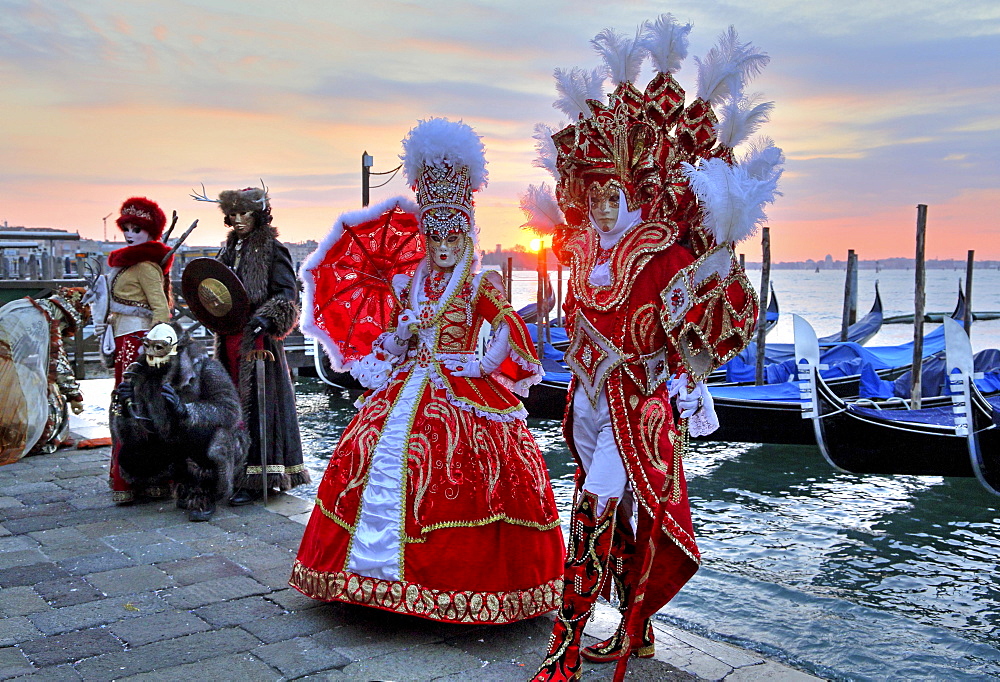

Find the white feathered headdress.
[
  {"left": 682, "top": 137, "right": 784, "bottom": 244},
  {"left": 399, "top": 118, "right": 488, "bottom": 240}
]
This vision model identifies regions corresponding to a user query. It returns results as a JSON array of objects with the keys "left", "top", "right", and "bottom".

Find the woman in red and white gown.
[{"left": 291, "top": 226, "right": 565, "bottom": 624}]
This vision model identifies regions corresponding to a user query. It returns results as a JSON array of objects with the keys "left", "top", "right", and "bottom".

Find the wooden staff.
[{"left": 840, "top": 249, "right": 857, "bottom": 341}]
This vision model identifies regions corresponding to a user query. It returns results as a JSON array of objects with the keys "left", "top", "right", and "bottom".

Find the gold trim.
[
  {"left": 289, "top": 561, "right": 562, "bottom": 624},
  {"left": 244, "top": 463, "right": 306, "bottom": 475},
  {"left": 417, "top": 513, "right": 562, "bottom": 535}
]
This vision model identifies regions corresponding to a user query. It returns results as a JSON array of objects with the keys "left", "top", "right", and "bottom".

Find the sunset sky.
[{"left": 2, "top": 0, "right": 998, "bottom": 261}]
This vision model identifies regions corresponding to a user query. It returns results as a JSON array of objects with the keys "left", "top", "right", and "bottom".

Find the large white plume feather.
[
  {"left": 519, "top": 183, "right": 565, "bottom": 236},
  {"left": 715, "top": 93, "right": 775, "bottom": 148},
  {"left": 400, "top": 117, "right": 488, "bottom": 191},
  {"left": 532, "top": 123, "right": 560, "bottom": 180},
  {"left": 695, "top": 27, "right": 770, "bottom": 105},
  {"left": 640, "top": 14, "right": 692, "bottom": 74},
  {"left": 591, "top": 27, "right": 645, "bottom": 85},
  {"left": 553, "top": 66, "right": 607, "bottom": 119},
  {"left": 682, "top": 144, "right": 784, "bottom": 244}
]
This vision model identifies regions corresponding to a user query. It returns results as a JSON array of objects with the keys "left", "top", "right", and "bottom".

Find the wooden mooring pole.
[
  {"left": 536, "top": 243, "right": 546, "bottom": 361},
  {"left": 505, "top": 256, "right": 513, "bottom": 303},
  {"left": 840, "top": 249, "right": 857, "bottom": 341},
  {"left": 754, "top": 227, "right": 771, "bottom": 386},
  {"left": 911, "top": 205, "right": 928, "bottom": 409},
  {"left": 555, "top": 261, "right": 563, "bottom": 327},
  {"left": 965, "top": 250, "right": 974, "bottom": 338}
]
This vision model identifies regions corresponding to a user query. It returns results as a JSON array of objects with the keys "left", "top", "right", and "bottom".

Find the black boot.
[
  {"left": 228, "top": 488, "right": 261, "bottom": 506},
  {"left": 188, "top": 499, "right": 216, "bottom": 522}
]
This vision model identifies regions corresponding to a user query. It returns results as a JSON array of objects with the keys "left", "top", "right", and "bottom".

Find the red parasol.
[{"left": 301, "top": 197, "right": 424, "bottom": 370}]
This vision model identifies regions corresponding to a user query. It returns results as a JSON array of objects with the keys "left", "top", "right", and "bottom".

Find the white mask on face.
[
  {"left": 143, "top": 323, "right": 178, "bottom": 367},
  {"left": 122, "top": 224, "right": 151, "bottom": 246},
  {"left": 591, "top": 188, "right": 642, "bottom": 250}
]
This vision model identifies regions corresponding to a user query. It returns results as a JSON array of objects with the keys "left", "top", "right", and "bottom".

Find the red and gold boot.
[
  {"left": 581, "top": 515, "right": 655, "bottom": 663},
  {"left": 531, "top": 490, "right": 617, "bottom": 682}
]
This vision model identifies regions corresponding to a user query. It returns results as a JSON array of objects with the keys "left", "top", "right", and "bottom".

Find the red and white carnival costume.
[
  {"left": 292, "top": 119, "right": 565, "bottom": 624},
  {"left": 98, "top": 198, "right": 173, "bottom": 504},
  {"left": 532, "top": 18, "right": 782, "bottom": 681}
]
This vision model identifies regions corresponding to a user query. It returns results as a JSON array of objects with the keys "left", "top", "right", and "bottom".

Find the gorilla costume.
[{"left": 110, "top": 324, "right": 246, "bottom": 521}]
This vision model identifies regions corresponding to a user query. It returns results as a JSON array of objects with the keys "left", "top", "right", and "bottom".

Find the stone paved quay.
[{"left": 0, "top": 444, "right": 822, "bottom": 681}]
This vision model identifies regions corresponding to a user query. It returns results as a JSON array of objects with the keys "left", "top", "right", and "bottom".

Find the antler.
[
  {"left": 80, "top": 256, "right": 103, "bottom": 287},
  {"left": 257, "top": 179, "right": 269, "bottom": 209},
  {"left": 189, "top": 183, "right": 218, "bottom": 203}
]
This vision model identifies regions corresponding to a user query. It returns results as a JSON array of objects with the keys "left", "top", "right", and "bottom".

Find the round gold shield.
[{"left": 197, "top": 278, "right": 233, "bottom": 317}]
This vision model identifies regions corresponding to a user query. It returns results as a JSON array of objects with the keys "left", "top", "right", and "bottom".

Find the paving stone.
[
  {"left": 0, "top": 481, "right": 62, "bottom": 497},
  {"left": 73, "top": 628, "right": 260, "bottom": 681},
  {"left": 724, "top": 661, "right": 819, "bottom": 681},
  {"left": 444, "top": 616, "right": 551, "bottom": 660},
  {"left": 33, "top": 576, "right": 104, "bottom": 608},
  {"left": 0, "top": 562, "right": 70, "bottom": 589},
  {"left": 27, "top": 592, "right": 166, "bottom": 636},
  {"left": 214, "top": 515, "right": 305, "bottom": 546},
  {"left": 266, "top": 587, "right": 327, "bottom": 612},
  {"left": 116, "top": 652, "right": 280, "bottom": 681},
  {"left": 311, "top": 608, "right": 446, "bottom": 661},
  {"left": 250, "top": 564, "right": 297, "bottom": 591},
  {"left": 53, "top": 463, "right": 107, "bottom": 478},
  {"left": 0, "top": 501, "right": 74, "bottom": 521},
  {"left": 58, "top": 550, "right": 136, "bottom": 576},
  {"left": 0, "top": 497, "right": 24, "bottom": 509},
  {"left": 668, "top": 627, "right": 764, "bottom": 669},
  {"left": 109, "top": 611, "right": 211, "bottom": 648},
  {"left": 102, "top": 530, "right": 170, "bottom": 552},
  {"left": 86, "top": 565, "right": 174, "bottom": 596},
  {"left": 194, "top": 595, "right": 285, "bottom": 627},
  {"left": 156, "top": 555, "right": 249, "bottom": 586},
  {"left": 338, "top": 642, "right": 483, "bottom": 680},
  {"left": 0, "top": 515, "right": 64, "bottom": 534},
  {"left": 253, "top": 635, "right": 352, "bottom": 678},
  {"left": 27, "top": 526, "right": 88, "bottom": 548},
  {"left": 72, "top": 519, "right": 139, "bottom": 539},
  {"left": 434, "top": 661, "right": 537, "bottom": 681},
  {"left": 0, "top": 646, "right": 34, "bottom": 680},
  {"left": 16, "top": 489, "right": 76, "bottom": 505},
  {"left": 0, "top": 536, "right": 39, "bottom": 552},
  {"left": 161, "top": 575, "right": 270, "bottom": 610},
  {"left": 158, "top": 521, "right": 229, "bottom": 543},
  {"left": 0, "top": 616, "right": 43, "bottom": 647},
  {"left": 68, "top": 493, "right": 117, "bottom": 511},
  {"left": 239, "top": 608, "right": 339, "bottom": 644},
  {"left": 0, "top": 586, "right": 49, "bottom": 617},
  {"left": 7, "top": 664, "right": 83, "bottom": 681},
  {"left": 19, "top": 626, "right": 123, "bottom": 668},
  {"left": 0, "top": 549, "right": 47, "bottom": 571},
  {"left": 124, "top": 540, "right": 198, "bottom": 564},
  {"left": 40, "top": 538, "right": 110, "bottom": 562}
]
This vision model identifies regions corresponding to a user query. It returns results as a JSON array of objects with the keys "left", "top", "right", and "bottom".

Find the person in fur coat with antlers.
[{"left": 210, "top": 186, "right": 309, "bottom": 504}]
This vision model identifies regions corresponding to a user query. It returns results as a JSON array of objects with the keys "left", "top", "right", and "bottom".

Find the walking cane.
[{"left": 246, "top": 348, "right": 274, "bottom": 507}]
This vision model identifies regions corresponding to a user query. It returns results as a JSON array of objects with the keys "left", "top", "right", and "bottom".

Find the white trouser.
[{"left": 571, "top": 384, "right": 632, "bottom": 518}]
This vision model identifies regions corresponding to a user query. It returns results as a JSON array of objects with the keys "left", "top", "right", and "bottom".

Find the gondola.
[
  {"left": 713, "top": 282, "right": 884, "bottom": 383},
  {"left": 700, "top": 347, "right": 1000, "bottom": 445},
  {"left": 799, "top": 316, "right": 999, "bottom": 496}
]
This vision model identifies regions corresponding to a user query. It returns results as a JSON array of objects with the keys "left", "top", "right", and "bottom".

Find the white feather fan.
[
  {"left": 640, "top": 14, "right": 692, "bottom": 74},
  {"left": 532, "top": 123, "right": 560, "bottom": 180},
  {"left": 400, "top": 117, "right": 488, "bottom": 191},
  {"left": 682, "top": 144, "right": 784, "bottom": 244},
  {"left": 715, "top": 93, "right": 775, "bottom": 148},
  {"left": 519, "top": 183, "right": 565, "bottom": 235},
  {"left": 591, "top": 27, "right": 645, "bottom": 85},
  {"left": 553, "top": 66, "right": 606, "bottom": 119}
]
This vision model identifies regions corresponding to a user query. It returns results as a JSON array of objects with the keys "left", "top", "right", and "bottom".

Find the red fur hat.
[{"left": 116, "top": 196, "right": 166, "bottom": 240}]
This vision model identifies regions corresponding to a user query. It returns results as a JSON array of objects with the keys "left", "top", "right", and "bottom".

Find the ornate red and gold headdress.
[
  {"left": 400, "top": 118, "right": 488, "bottom": 242},
  {"left": 116, "top": 197, "right": 166, "bottom": 241}
]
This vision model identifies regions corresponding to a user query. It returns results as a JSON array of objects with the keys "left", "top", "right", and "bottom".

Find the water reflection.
[{"left": 294, "top": 377, "right": 1000, "bottom": 679}]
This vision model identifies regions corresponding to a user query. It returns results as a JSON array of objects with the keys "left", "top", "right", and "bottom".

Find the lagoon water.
[{"left": 293, "top": 266, "right": 1000, "bottom": 681}]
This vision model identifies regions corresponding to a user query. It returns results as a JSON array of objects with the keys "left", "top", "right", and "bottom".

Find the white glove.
[
  {"left": 669, "top": 373, "right": 705, "bottom": 418},
  {"left": 443, "top": 358, "right": 482, "bottom": 378},
  {"left": 395, "top": 309, "right": 418, "bottom": 340}
]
